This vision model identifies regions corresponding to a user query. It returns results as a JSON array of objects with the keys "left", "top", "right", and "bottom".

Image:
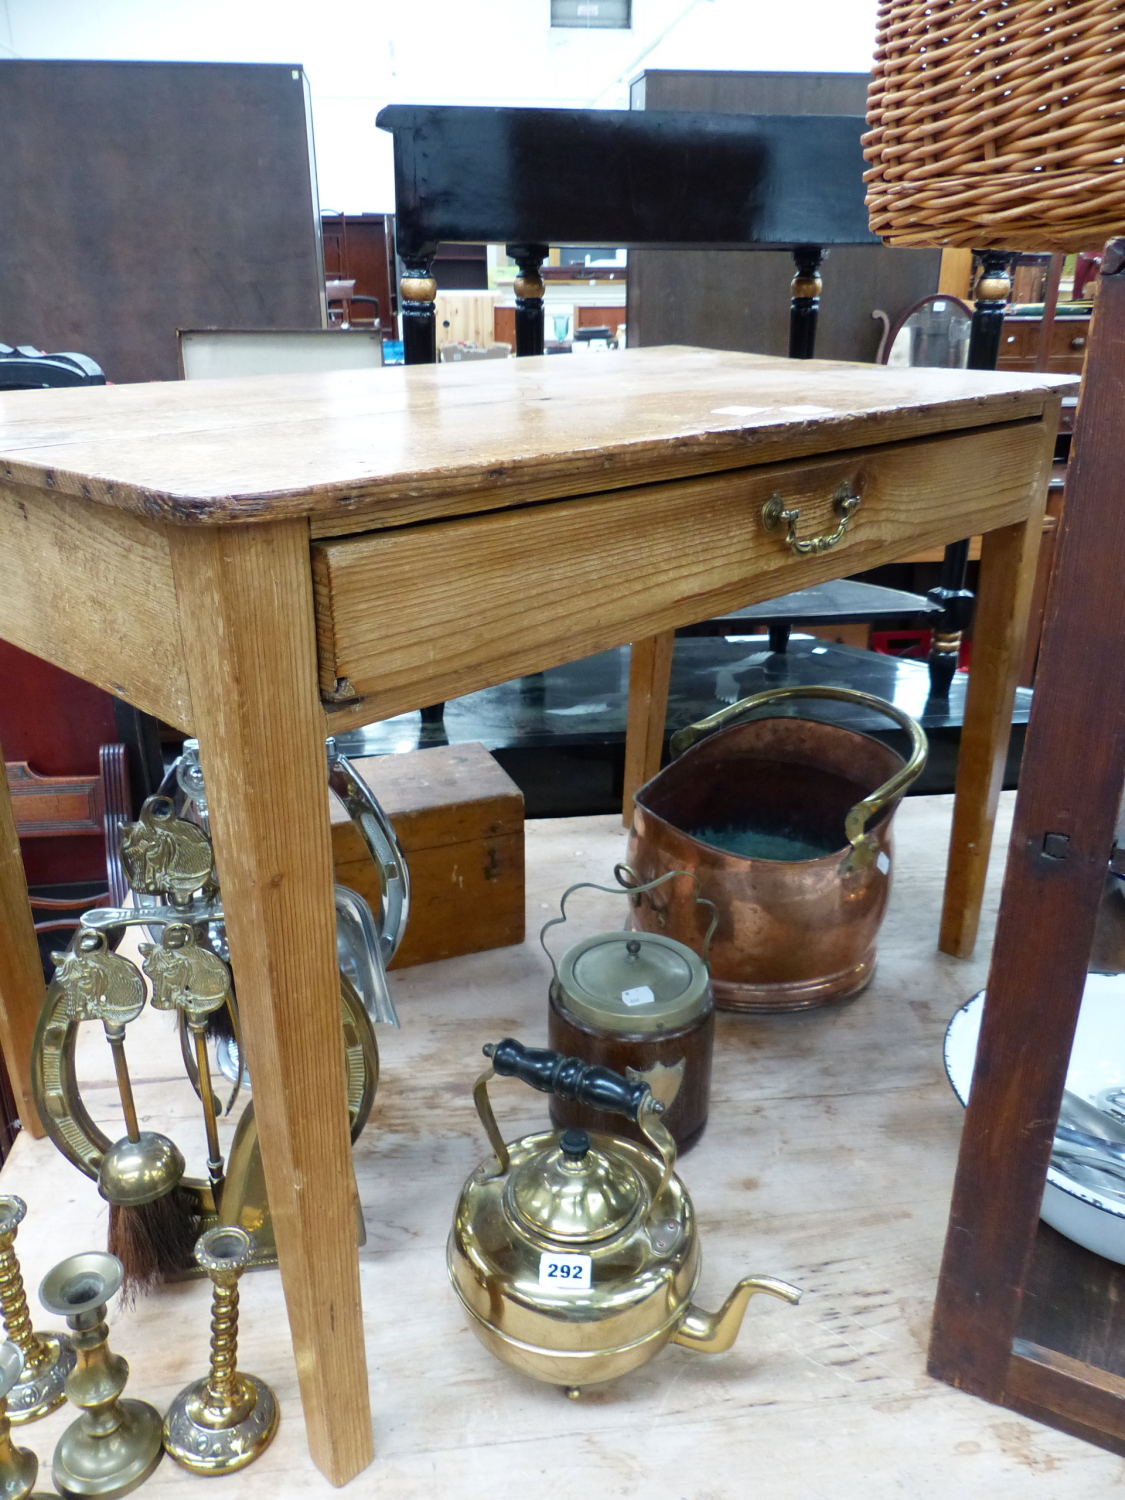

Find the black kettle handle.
[{"left": 485, "top": 1039, "right": 650, "bottom": 1123}]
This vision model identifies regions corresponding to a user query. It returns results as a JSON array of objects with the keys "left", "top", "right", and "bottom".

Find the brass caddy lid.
[
  {"left": 507, "top": 1128, "right": 644, "bottom": 1243},
  {"left": 556, "top": 931, "right": 710, "bottom": 1034}
]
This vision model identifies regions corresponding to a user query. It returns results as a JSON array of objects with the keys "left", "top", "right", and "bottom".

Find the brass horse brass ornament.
[
  {"left": 449, "top": 1039, "right": 801, "bottom": 1394},
  {"left": 31, "top": 738, "right": 406, "bottom": 1291}
]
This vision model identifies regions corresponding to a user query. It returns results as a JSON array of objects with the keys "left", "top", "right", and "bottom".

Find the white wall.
[{"left": 1, "top": 0, "right": 878, "bottom": 213}]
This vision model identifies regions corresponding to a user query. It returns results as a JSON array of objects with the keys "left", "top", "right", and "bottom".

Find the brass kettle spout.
[{"left": 671, "top": 1275, "right": 802, "bottom": 1354}]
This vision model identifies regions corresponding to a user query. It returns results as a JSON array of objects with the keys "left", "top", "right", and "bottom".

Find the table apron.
[{"left": 313, "top": 418, "right": 1051, "bottom": 726}]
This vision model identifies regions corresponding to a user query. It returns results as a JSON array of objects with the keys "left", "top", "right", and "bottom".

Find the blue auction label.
[{"left": 538, "top": 1252, "right": 592, "bottom": 1291}]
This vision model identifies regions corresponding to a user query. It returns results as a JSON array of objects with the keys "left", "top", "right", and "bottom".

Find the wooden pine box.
[{"left": 330, "top": 741, "right": 524, "bottom": 969}]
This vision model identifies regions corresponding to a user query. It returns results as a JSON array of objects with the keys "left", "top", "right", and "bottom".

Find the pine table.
[{"left": 0, "top": 346, "right": 1072, "bottom": 1482}]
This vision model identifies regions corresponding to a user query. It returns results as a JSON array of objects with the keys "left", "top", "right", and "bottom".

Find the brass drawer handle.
[{"left": 761, "top": 485, "right": 860, "bottom": 555}]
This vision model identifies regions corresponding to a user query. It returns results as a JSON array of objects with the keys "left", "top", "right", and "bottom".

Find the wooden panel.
[
  {"left": 0, "top": 348, "right": 1072, "bottom": 533},
  {"left": 928, "top": 249, "right": 1125, "bottom": 1416},
  {"left": 330, "top": 744, "right": 525, "bottom": 970},
  {"left": 0, "top": 756, "right": 47, "bottom": 1137},
  {"left": 168, "top": 519, "right": 371, "bottom": 1484},
  {"left": 575, "top": 306, "right": 626, "bottom": 338},
  {"left": 0, "top": 61, "right": 323, "bottom": 384},
  {"left": 1006, "top": 1342, "right": 1125, "bottom": 1454},
  {"left": 329, "top": 743, "right": 523, "bottom": 850},
  {"left": 0, "top": 482, "right": 191, "bottom": 730},
  {"left": 4, "top": 762, "right": 103, "bottom": 837},
  {"left": 313, "top": 420, "right": 1051, "bottom": 725},
  {"left": 336, "top": 835, "right": 524, "bottom": 971},
  {"left": 436, "top": 293, "right": 498, "bottom": 348}
]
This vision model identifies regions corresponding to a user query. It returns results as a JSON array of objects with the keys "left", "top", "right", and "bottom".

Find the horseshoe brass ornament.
[
  {"left": 120, "top": 794, "right": 215, "bottom": 900},
  {"left": 761, "top": 484, "right": 860, "bottom": 555},
  {"left": 31, "top": 742, "right": 395, "bottom": 1278},
  {"left": 31, "top": 966, "right": 377, "bottom": 1272}
]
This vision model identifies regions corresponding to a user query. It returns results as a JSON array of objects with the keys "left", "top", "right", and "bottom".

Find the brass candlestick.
[
  {"left": 0, "top": 1343, "right": 55, "bottom": 1498},
  {"left": 0, "top": 1197, "right": 74, "bottom": 1423},
  {"left": 39, "top": 1252, "right": 163, "bottom": 1499},
  {"left": 162, "top": 1227, "right": 278, "bottom": 1474}
]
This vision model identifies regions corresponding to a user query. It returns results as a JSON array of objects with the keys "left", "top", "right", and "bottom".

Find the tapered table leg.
[
  {"left": 622, "top": 630, "right": 675, "bottom": 826},
  {"left": 0, "top": 756, "right": 45, "bottom": 1137},
  {"left": 167, "top": 520, "right": 371, "bottom": 1486},
  {"left": 939, "top": 455, "right": 1053, "bottom": 959}
]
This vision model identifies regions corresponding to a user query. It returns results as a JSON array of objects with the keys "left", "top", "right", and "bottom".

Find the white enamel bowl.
[{"left": 944, "top": 973, "right": 1125, "bottom": 1265}]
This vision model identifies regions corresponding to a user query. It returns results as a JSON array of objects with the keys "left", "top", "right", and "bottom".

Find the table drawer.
[{"left": 312, "top": 418, "right": 1051, "bottom": 720}]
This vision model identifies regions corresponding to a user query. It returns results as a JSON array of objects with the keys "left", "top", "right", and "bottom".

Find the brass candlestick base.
[
  {"left": 0, "top": 1343, "right": 56, "bottom": 1498},
  {"left": 0, "top": 1197, "right": 74, "bottom": 1423},
  {"left": 39, "top": 1253, "right": 163, "bottom": 1499},
  {"left": 163, "top": 1228, "right": 277, "bottom": 1475}
]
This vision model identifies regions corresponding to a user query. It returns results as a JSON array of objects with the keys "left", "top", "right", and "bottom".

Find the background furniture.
[
  {"left": 0, "top": 61, "right": 326, "bottom": 382},
  {"left": 0, "top": 347, "right": 106, "bottom": 389},
  {"left": 322, "top": 214, "right": 397, "bottom": 333},
  {"left": 179, "top": 328, "right": 384, "bottom": 380},
  {"left": 626, "top": 70, "right": 941, "bottom": 362},
  {"left": 929, "top": 243, "right": 1125, "bottom": 1457},
  {"left": 7, "top": 745, "right": 130, "bottom": 955},
  {"left": 0, "top": 347, "right": 1064, "bottom": 1481},
  {"left": 377, "top": 101, "right": 883, "bottom": 364}
]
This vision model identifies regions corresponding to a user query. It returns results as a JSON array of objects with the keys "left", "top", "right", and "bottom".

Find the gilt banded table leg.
[
  {"left": 400, "top": 256, "right": 437, "bottom": 366},
  {"left": 507, "top": 243, "right": 548, "bottom": 357}
]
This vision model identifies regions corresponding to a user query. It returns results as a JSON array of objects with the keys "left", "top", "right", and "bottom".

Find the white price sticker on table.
[{"left": 538, "top": 1252, "right": 592, "bottom": 1291}]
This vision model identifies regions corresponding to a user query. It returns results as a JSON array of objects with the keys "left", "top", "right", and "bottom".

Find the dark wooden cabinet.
[
  {"left": 997, "top": 313, "right": 1091, "bottom": 373},
  {"left": 321, "top": 213, "right": 397, "bottom": 329}
]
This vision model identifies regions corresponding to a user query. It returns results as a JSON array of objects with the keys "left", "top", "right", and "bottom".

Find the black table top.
[
  {"left": 676, "top": 579, "right": 939, "bottom": 634},
  {"left": 377, "top": 104, "right": 879, "bottom": 258}
]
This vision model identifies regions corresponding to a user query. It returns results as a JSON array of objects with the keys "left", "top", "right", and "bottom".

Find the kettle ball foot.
[{"left": 564, "top": 1387, "right": 581, "bottom": 1400}]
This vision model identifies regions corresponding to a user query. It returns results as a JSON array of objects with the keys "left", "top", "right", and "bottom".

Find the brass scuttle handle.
[
  {"left": 669, "top": 685, "right": 928, "bottom": 875},
  {"left": 762, "top": 483, "right": 860, "bottom": 555}
]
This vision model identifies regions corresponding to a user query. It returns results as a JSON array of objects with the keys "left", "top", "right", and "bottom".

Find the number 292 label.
[{"left": 538, "top": 1252, "right": 592, "bottom": 1291}]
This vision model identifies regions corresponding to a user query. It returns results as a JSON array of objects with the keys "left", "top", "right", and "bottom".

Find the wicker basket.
[{"left": 864, "top": 0, "right": 1125, "bottom": 251}]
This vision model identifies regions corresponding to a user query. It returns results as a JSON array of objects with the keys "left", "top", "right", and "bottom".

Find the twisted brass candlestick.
[
  {"left": 39, "top": 1252, "right": 163, "bottom": 1499},
  {"left": 0, "top": 1197, "right": 74, "bottom": 1423},
  {"left": 163, "top": 1227, "right": 277, "bottom": 1474},
  {"left": 0, "top": 1343, "right": 55, "bottom": 1498}
]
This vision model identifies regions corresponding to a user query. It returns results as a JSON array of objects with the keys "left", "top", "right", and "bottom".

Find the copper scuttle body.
[{"left": 626, "top": 686, "right": 928, "bottom": 1013}]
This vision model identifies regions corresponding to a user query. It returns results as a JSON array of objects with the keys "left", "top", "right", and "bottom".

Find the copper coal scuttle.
[{"left": 624, "top": 685, "right": 928, "bottom": 1012}]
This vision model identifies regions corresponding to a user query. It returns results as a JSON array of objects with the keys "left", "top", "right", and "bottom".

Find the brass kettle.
[{"left": 448, "top": 1039, "right": 801, "bottom": 1394}]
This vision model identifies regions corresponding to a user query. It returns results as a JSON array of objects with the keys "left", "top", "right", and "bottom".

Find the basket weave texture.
[{"left": 864, "top": 0, "right": 1125, "bottom": 251}]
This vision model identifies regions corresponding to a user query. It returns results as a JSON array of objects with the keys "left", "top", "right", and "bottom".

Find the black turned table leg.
[
  {"left": 927, "top": 250, "right": 1014, "bottom": 697},
  {"left": 507, "top": 242, "right": 548, "bottom": 357},
  {"left": 400, "top": 255, "right": 437, "bottom": 365},
  {"left": 788, "top": 245, "right": 824, "bottom": 360}
]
